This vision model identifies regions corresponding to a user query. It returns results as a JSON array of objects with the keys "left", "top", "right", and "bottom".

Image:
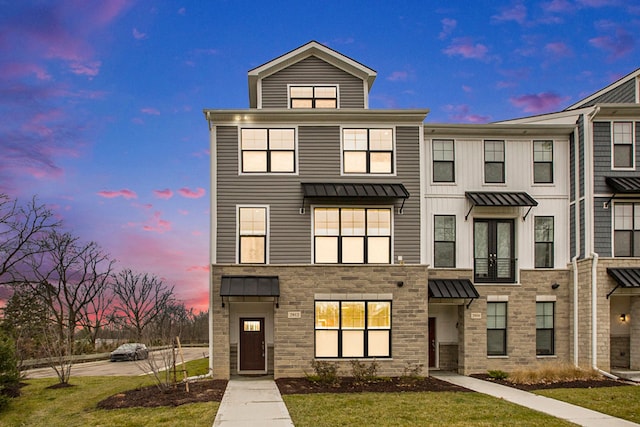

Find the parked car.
[{"left": 110, "top": 343, "right": 149, "bottom": 362}]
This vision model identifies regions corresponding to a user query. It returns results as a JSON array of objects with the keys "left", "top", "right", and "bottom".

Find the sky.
[{"left": 1, "top": 0, "right": 638, "bottom": 312}]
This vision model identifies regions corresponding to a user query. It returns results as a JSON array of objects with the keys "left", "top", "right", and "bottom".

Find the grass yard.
[
  {"left": 535, "top": 385, "right": 640, "bottom": 424},
  {"left": 0, "top": 358, "right": 218, "bottom": 427},
  {"left": 283, "top": 392, "right": 576, "bottom": 427}
]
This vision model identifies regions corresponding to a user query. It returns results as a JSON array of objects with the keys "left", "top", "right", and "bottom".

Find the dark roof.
[
  {"left": 302, "top": 183, "right": 409, "bottom": 199},
  {"left": 605, "top": 177, "right": 640, "bottom": 193},
  {"left": 220, "top": 276, "right": 280, "bottom": 297},
  {"left": 607, "top": 268, "right": 640, "bottom": 289},
  {"left": 428, "top": 279, "right": 479, "bottom": 299},
  {"left": 466, "top": 191, "right": 538, "bottom": 207}
]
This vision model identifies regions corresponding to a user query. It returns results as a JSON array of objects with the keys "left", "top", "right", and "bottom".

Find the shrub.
[
  {"left": 307, "top": 360, "right": 340, "bottom": 386},
  {"left": 507, "top": 363, "right": 602, "bottom": 385},
  {"left": 488, "top": 369, "right": 509, "bottom": 380},
  {"left": 350, "top": 359, "right": 378, "bottom": 385},
  {"left": 0, "top": 331, "right": 21, "bottom": 408},
  {"left": 401, "top": 362, "right": 424, "bottom": 380}
]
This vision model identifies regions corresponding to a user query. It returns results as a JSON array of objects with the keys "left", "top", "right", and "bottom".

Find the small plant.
[
  {"left": 350, "top": 359, "right": 378, "bottom": 385},
  {"left": 488, "top": 369, "right": 509, "bottom": 380},
  {"left": 307, "top": 360, "right": 340, "bottom": 386},
  {"left": 401, "top": 362, "right": 424, "bottom": 382},
  {"left": 507, "top": 363, "right": 601, "bottom": 385}
]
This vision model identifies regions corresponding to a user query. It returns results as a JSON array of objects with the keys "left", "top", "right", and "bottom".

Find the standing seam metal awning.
[
  {"left": 428, "top": 279, "right": 479, "bottom": 308},
  {"left": 606, "top": 268, "right": 640, "bottom": 298},
  {"left": 604, "top": 177, "right": 640, "bottom": 207},
  {"left": 220, "top": 276, "right": 280, "bottom": 296},
  {"left": 301, "top": 182, "right": 410, "bottom": 212},
  {"left": 465, "top": 191, "right": 538, "bottom": 220}
]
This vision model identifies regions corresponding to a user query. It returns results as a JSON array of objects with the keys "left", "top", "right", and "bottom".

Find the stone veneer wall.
[
  {"left": 458, "top": 269, "right": 571, "bottom": 374},
  {"left": 631, "top": 296, "right": 640, "bottom": 370},
  {"left": 438, "top": 344, "right": 458, "bottom": 370},
  {"left": 211, "top": 264, "right": 429, "bottom": 379},
  {"left": 610, "top": 336, "right": 630, "bottom": 368}
]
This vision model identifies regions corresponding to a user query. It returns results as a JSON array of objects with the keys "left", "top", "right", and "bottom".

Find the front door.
[
  {"left": 239, "top": 318, "right": 265, "bottom": 371},
  {"left": 428, "top": 317, "right": 436, "bottom": 368},
  {"left": 474, "top": 219, "right": 515, "bottom": 283}
]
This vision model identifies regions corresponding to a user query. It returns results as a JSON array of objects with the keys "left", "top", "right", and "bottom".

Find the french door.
[{"left": 474, "top": 219, "right": 515, "bottom": 283}]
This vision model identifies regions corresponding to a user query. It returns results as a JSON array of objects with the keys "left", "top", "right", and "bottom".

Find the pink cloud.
[
  {"left": 178, "top": 187, "right": 206, "bottom": 199},
  {"left": 131, "top": 117, "right": 144, "bottom": 125},
  {"left": 132, "top": 28, "right": 147, "bottom": 40},
  {"left": 541, "top": 0, "right": 573, "bottom": 13},
  {"left": 154, "top": 189, "right": 174, "bottom": 199},
  {"left": 438, "top": 18, "right": 457, "bottom": 40},
  {"left": 0, "top": 63, "right": 51, "bottom": 81},
  {"left": 577, "top": 0, "right": 621, "bottom": 7},
  {"left": 97, "top": 189, "right": 138, "bottom": 199},
  {"left": 141, "top": 107, "right": 160, "bottom": 115},
  {"left": 462, "top": 85, "right": 473, "bottom": 93},
  {"left": 143, "top": 211, "right": 172, "bottom": 233},
  {"left": 187, "top": 265, "right": 209, "bottom": 272},
  {"left": 545, "top": 42, "right": 573, "bottom": 58},
  {"left": 442, "top": 104, "right": 491, "bottom": 124},
  {"left": 387, "top": 71, "right": 408, "bottom": 82},
  {"left": 443, "top": 38, "right": 489, "bottom": 60},
  {"left": 589, "top": 28, "right": 634, "bottom": 60},
  {"left": 492, "top": 3, "right": 527, "bottom": 24},
  {"left": 497, "top": 81, "right": 517, "bottom": 89},
  {"left": 69, "top": 61, "right": 102, "bottom": 77},
  {"left": 509, "top": 92, "right": 568, "bottom": 113}
]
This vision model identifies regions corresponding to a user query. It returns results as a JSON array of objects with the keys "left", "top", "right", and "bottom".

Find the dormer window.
[{"left": 290, "top": 85, "right": 337, "bottom": 109}]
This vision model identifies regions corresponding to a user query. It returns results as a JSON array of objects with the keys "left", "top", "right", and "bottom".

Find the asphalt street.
[{"left": 24, "top": 347, "right": 209, "bottom": 379}]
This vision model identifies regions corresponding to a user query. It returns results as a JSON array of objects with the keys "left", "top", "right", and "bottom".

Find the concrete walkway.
[
  {"left": 432, "top": 371, "right": 639, "bottom": 427},
  {"left": 213, "top": 376, "right": 294, "bottom": 426}
]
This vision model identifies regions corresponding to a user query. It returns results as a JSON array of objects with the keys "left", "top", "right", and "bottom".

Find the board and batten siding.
[
  {"left": 214, "top": 123, "right": 422, "bottom": 265},
  {"left": 582, "top": 78, "right": 637, "bottom": 107},
  {"left": 261, "top": 56, "right": 365, "bottom": 109}
]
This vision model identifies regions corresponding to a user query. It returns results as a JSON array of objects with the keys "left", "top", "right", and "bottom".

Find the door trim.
[{"left": 238, "top": 317, "right": 267, "bottom": 374}]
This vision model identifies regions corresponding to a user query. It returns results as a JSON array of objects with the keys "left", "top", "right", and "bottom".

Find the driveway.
[{"left": 24, "top": 347, "right": 209, "bottom": 379}]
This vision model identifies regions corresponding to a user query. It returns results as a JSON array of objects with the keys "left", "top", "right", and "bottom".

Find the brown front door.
[
  {"left": 239, "top": 318, "right": 265, "bottom": 371},
  {"left": 428, "top": 317, "right": 436, "bottom": 368}
]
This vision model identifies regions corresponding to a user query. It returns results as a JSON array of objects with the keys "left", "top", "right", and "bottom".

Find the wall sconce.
[
  {"left": 620, "top": 313, "right": 628, "bottom": 323},
  {"left": 396, "top": 281, "right": 404, "bottom": 288},
  {"left": 551, "top": 283, "right": 560, "bottom": 290}
]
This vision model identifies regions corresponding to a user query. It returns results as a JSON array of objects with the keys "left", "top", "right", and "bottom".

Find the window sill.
[
  {"left": 536, "top": 355, "right": 557, "bottom": 359},
  {"left": 487, "top": 355, "right": 508, "bottom": 359}
]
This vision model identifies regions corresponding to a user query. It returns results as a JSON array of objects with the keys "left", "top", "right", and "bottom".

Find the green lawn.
[
  {"left": 283, "top": 392, "right": 576, "bottom": 427},
  {"left": 535, "top": 385, "right": 640, "bottom": 424}
]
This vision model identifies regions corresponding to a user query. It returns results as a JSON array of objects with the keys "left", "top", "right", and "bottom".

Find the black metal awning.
[
  {"left": 220, "top": 276, "right": 280, "bottom": 297},
  {"left": 605, "top": 177, "right": 640, "bottom": 193},
  {"left": 606, "top": 268, "right": 640, "bottom": 298},
  {"left": 301, "top": 183, "right": 410, "bottom": 213},
  {"left": 465, "top": 191, "right": 538, "bottom": 220},
  {"left": 428, "top": 279, "right": 479, "bottom": 308}
]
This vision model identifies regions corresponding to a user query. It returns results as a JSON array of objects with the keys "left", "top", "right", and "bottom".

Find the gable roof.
[
  {"left": 565, "top": 67, "right": 640, "bottom": 111},
  {"left": 248, "top": 41, "right": 377, "bottom": 108}
]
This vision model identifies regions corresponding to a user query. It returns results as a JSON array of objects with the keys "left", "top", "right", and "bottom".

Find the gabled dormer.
[
  {"left": 247, "top": 41, "right": 377, "bottom": 109},
  {"left": 565, "top": 68, "right": 640, "bottom": 110}
]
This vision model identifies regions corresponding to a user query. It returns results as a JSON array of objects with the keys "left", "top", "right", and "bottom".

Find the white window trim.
[
  {"left": 531, "top": 140, "right": 555, "bottom": 186},
  {"left": 340, "top": 125, "right": 397, "bottom": 176},
  {"left": 236, "top": 204, "right": 270, "bottom": 264},
  {"left": 610, "top": 121, "right": 636, "bottom": 171},
  {"left": 431, "top": 139, "right": 457, "bottom": 185},
  {"left": 287, "top": 84, "right": 340, "bottom": 110},
  {"left": 237, "top": 126, "right": 299, "bottom": 176},
  {"left": 482, "top": 140, "right": 507, "bottom": 185},
  {"left": 310, "top": 204, "right": 395, "bottom": 264},
  {"left": 611, "top": 200, "right": 640, "bottom": 257}
]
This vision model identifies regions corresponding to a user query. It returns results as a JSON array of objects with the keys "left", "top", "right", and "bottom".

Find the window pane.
[
  {"left": 344, "top": 151, "right": 367, "bottom": 173},
  {"left": 367, "top": 302, "right": 391, "bottom": 328},
  {"left": 485, "top": 163, "right": 504, "bottom": 183},
  {"left": 291, "top": 99, "right": 312, "bottom": 108},
  {"left": 487, "top": 330, "right": 506, "bottom": 355},
  {"left": 535, "top": 217, "right": 554, "bottom": 241},
  {"left": 367, "top": 209, "right": 391, "bottom": 236},
  {"left": 614, "top": 145, "right": 633, "bottom": 168},
  {"left": 268, "top": 129, "right": 295, "bottom": 149},
  {"left": 370, "top": 152, "right": 392, "bottom": 173},
  {"left": 315, "top": 208, "right": 339, "bottom": 235},
  {"left": 434, "top": 242, "right": 455, "bottom": 268},
  {"left": 343, "top": 129, "right": 368, "bottom": 150},
  {"left": 290, "top": 86, "right": 313, "bottom": 98},
  {"left": 241, "top": 129, "right": 267, "bottom": 149},
  {"left": 342, "top": 330, "right": 364, "bottom": 357},
  {"left": 315, "top": 99, "right": 337, "bottom": 108},
  {"left": 314, "top": 86, "right": 337, "bottom": 98},
  {"left": 242, "top": 152, "right": 267, "bottom": 172},
  {"left": 536, "top": 330, "right": 553, "bottom": 355},
  {"left": 534, "top": 141, "right": 553, "bottom": 161},
  {"left": 240, "top": 208, "right": 266, "bottom": 234},
  {"left": 315, "top": 237, "right": 338, "bottom": 263},
  {"left": 367, "top": 237, "right": 390, "bottom": 263},
  {"left": 535, "top": 243, "right": 553, "bottom": 268},
  {"left": 485, "top": 140, "right": 504, "bottom": 161},
  {"left": 435, "top": 216, "right": 455, "bottom": 241},
  {"left": 433, "top": 140, "right": 454, "bottom": 161},
  {"left": 534, "top": 163, "right": 553, "bottom": 183},
  {"left": 342, "top": 302, "right": 365, "bottom": 329},
  {"left": 615, "top": 204, "right": 633, "bottom": 230},
  {"left": 368, "top": 330, "right": 390, "bottom": 357},
  {"left": 341, "top": 209, "right": 365, "bottom": 236},
  {"left": 342, "top": 237, "right": 364, "bottom": 263},
  {"left": 315, "top": 330, "right": 338, "bottom": 357},
  {"left": 614, "top": 230, "right": 632, "bottom": 257},
  {"left": 243, "top": 321, "right": 261, "bottom": 331},
  {"left": 433, "top": 162, "right": 454, "bottom": 182},
  {"left": 315, "top": 301, "right": 339, "bottom": 328},
  {"left": 240, "top": 236, "right": 264, "bottom": 263},
  {"left": 614, "top": 122, "right": 633, "bottom": 144},
  {"left": 270, "top": 151, "right": 294, "bottom": 172},
  {"left": 369, "top": 129, "right": 393, "bottom": 150}
]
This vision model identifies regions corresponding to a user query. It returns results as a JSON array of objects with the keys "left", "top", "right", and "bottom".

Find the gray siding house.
[{"left": 206, "top": 41, "right": 640, "bottom": 379}]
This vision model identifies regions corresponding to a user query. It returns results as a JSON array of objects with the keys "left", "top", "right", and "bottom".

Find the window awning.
[
  {"left": 301, "top": 183, "right": 410, "bottom": 213},
  {"left": 465, "top": 191, "right": 538, "bottom": 220},
  {"left": 605, "top": 177, "right": 640, "bottom": 193},
  {"left": 428, "top": 279, "right": 479, "bottom": 308},
  {"left": 220, "top": 275, "right": 280, "bottom": 297},
  {"left": 606, "top": 268, "right": 640, "bottom": 298}
]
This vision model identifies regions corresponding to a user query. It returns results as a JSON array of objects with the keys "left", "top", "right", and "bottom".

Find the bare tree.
[
  {"left": 112, "top": 269, "right": 175, "bottom": 342},
  {"left": 17, "top": 231, "right": 115, "bottom": 384},
  {"left": 0, "top": 194, "right": 60, "bottom": 286},
  {"left": 77, "top": 281, "right": 115, "bottom": 349}
]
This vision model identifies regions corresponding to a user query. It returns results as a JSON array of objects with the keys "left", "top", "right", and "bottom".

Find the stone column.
[{"left": 630, "top": 296, "right": 640, "bottom": 370}]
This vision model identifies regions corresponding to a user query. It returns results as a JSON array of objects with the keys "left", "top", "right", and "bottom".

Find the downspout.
[
  {"left": 590, "top": 252, "right": 598, "bottom": 370},
  {"left": 572, "top": 255, "right": 579, "bottom": 366}
]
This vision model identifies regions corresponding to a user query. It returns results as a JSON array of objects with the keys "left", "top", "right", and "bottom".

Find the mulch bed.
[
  {"left": 276, "top": 376, "right": 471, "bottom": 394},
  {"left": 470, "top": 374, "right": 630, "bottom": 391}
]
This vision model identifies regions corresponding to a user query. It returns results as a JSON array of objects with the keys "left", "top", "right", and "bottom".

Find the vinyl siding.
[
  {"left": 570, "top": 131, "right": 575, "bottom": 202},
  {"left": 594, "top": 197, "right": 612, "bottom": 256},
  {"left": 578, "top": 116, "right": 585, "bottom": 198},
  {"left": 570, "top": 203, "right": 576, "bottom": 258},
  {"left": 579, "top": 199, "right": 585, "bottom": 259},
  {"left": 582, "top": 79, "right": 637, "bottom": 106},
  {"left": 593, "top": 121, "right": 611, "bottom": 194},
  {"left": 261, "top": 56, "right": 365, "bottom": 109}
]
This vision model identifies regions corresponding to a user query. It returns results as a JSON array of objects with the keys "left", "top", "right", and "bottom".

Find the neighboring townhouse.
[
  {"left": 205, "top": 40, "right": 640, "bottom": 380},
  {"left": 500, "top": 68, "right": 640, "bottom": 374}
]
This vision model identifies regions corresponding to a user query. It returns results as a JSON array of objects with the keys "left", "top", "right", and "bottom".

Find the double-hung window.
[
  {"left": 533, "top": 140, "right": 553, "bottom": 183},
  {"left": 484, "top": 140, "right": 505, "bottom": 183},
  {"left": 487, "top": 302, "right": 507, "bottom": 356},
  {"left": 536, "top": 302, "right": 555, "bottom": 355},
  {"left": 314, "top": 207, "right": 391, "bottom": 264},
  {"left": 343, "top": 129, "right": 393, "bottom": 174},
  {"left": 241, "top": 128, "right": 295, "bottom": 173},
  {"left": 534, "top": 216, "right": 554, "bottom": 268},
  {"left": 612, "top": 122, "right": 634, "bottom": 169},
  {"left": 238, "top": 207, "right": 267, "bottom": 263},
  {"left": 614, "top": 202, "right": 640, "bottom": 257},
  {"left": 315, "top": 300, "right": 391, "bottom": 358},
  {"left": 434, "top": 215, "right": 456, "bottom": 268},
  {"left": 290, "top": 85, "right": 337, "bottom": 109},
  {"left": 433, "top": 139, "right": 455, "bottom": 182}
]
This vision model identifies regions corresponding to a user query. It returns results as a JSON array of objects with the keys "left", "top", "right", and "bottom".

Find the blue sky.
[{"left": 1, "top": 0, "right": 638, "bottom": 310}]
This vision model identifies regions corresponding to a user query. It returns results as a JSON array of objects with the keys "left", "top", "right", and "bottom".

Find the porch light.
[{"left": 620, "top": 313, "right": 628, "bottom": 323}]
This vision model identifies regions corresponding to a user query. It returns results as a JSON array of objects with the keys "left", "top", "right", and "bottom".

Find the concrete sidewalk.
[
  {"left": 213, "top": 376, "right": 294, "bottom": 426},
  {"left": 432, "top": 371, "right": 639, "bottom": 427}
]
